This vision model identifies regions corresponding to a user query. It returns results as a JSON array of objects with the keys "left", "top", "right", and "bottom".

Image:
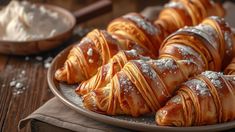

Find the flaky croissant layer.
[
  {"left": 156, "top": 71, "right": 235, "bottom": 126},
  {"left": 82, "top": 58, "right": 200, "bottom": 117}
]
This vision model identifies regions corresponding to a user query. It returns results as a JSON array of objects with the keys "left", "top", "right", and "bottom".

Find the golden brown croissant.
[
  {"left": 155, "top": 0, "right": 225, "bottom": 36},
  {"left": 156, "top": 71, "right": 235, "bottom": 126},
  {"left": 107, "top": 13, "right": 164, "bottom": 55},
  {"left": 82, "top": 58, "right": 200, "bottom": 116},
  {"left": 76, "top": 49, "right": 151, "bottom": 95},
  {"left": 161, "top": 16, "right": 234, "bottom": 71},
  {"left": 55, "top": 29, "right": 120, "bottom": 84},
  {"left": 80, "top": 17, "right": 234, "bottom": 117},
  {"left": 77, "top": 16, "right": 234, "bottom": 97}
]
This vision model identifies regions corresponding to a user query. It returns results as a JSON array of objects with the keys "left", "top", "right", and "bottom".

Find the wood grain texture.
[{"left": 0, "top": 0, "right": 165, "bottom": 132}]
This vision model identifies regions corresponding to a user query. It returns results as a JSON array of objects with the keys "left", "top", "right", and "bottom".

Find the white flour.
[{"left": 0, "top": 1, "right": 69, "bottom": 41}]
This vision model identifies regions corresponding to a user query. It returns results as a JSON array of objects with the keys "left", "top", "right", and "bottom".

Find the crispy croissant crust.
[
  {"left": 155, "top": 0, "right": 225, "bottom": 36},
  {"left": 55, "top": 29, "right": 120, "bottom": 84},
  {"left": 82, "top": 58, "right": 200, "bottom": 116},
  {"left": 156, "top": 71, "right": 235, "bottom": 126},
  {"left": 76, "top": 49, "right": 151, "bottom": 96},
  {"left": 107, "top": 13, "right": 163, "bottom": 56},
  {"left": 160, "top": 16, "right": 234, "bottom": 71},
  {"left": 224, "top": 58, "right": 235, "bottom": 75}
]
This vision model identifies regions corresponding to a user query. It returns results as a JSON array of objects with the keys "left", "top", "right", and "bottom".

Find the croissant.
[
  {"left": 156, "top": 71, "right": 235, "bottom": 126},
  {"left": 82, "top": 58, "right": 200, "bottom": 116},
  {"left": 77, "top": 16, "right": 234, "bottom": 97},
  {"left": 160, "top": 16, "right": 234, "bottom": 71},
  {"left": 107, "top": 13, "right": 164, "bottom": 55},
  {"left": 155, "top": 0, "right": 225, "bottom": 36},
  {"left": 54, "top": 29, "right": 120, "bottom": 84},
  {"left": 55, "top": 0, "right": 224, "bottom": 84},
  {"left": 76, "top": 49, "right": 151, "bottom": 95}
]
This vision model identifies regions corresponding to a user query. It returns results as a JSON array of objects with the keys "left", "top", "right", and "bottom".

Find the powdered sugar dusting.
[
  {"left": 135, "top": 60, "right": 157, "bottom": 80},
  {"left": 87, "top": 48, "right": 93, "bottom": 56},
  {"left": 209, "top": 16, "right": 224, "bottom": 24},
  {"left": 149, "top": 58, "right": 177, "bottom": 73},
  {"left": 164, "top": 1, "right": 184, "bottom": 9},
  {"left": 88, "top": 59, "right": 94, "bottom": 63},
  {"left": 126, "top": 49, "right": 138, "bottom": 57},
  {"left": 181, "top": 27, "right": 217, "bottom": 49},
  {"left": 80, "top": 37, "right": 92, "bottom": 45},
  {"left": 123, "top": 14, "right": 158, "bottom": 35},
  {"left": 118, "top": 72, "right": 137, "bottom": 95},
  {"left": 185, "top": 79, "right": 210, "bottom": 96},
  {"left": 195, "top": 24, "right": 218, "bottom": 49},
  {"left": 102, "top": 64, "right": 110, "bottom": 77},
  {"left": 170, "top": 95, "right": 181, "bottom": 104},
  {"left": 174, "top": 44, "right": 200, "bottom": 57},
  {"left": 202, "top": 71, "right": 223, "bottom": 89},
  {"left": 224, "top": 31, "right": 233, "bottom": 55}
]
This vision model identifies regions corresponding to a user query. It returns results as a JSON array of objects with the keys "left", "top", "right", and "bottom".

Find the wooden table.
[{"left": 0, "top": 0, "right": 165, "bottom": 132}]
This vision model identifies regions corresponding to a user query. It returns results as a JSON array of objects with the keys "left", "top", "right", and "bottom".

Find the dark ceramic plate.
[{"left": 47, "top": 45, "right": 235, "bottom": 132}]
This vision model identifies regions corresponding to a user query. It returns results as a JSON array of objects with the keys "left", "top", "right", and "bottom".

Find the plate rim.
[{"left": 47, "top": 45, "right": 235, "bottom": 132}]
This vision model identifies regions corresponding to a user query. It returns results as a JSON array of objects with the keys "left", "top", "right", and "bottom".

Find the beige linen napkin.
[
  {"left": 19, "top": 97, "right": 132, "bottom": 132},
  {"left": 19, "top": 2, "right": 235, "bottom": 132}
]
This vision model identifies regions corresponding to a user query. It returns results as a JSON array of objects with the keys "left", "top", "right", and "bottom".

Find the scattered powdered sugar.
[
  {"left": 224, "top": 31, "right": 233, "bottom": 55},
  {"left": 135, "top": 60, "right": 157, "bottom": 80},
  {"left": 209, "top": 16, "right": 224, "bottom": 24},
  {"left": 170, "top": 95, "right": 181, "bottom": 104},
  {"left": 43, "top": 56, "right": 53, "bottom": 68},
  {"left": 25, "top": 56, "right": 30, "bottom": 61},
  {"left": 10, "top": 70, "right": 27, "bottom": 95},
  {"left": 140, "top": 56, "right": 151, "bottom": 61},
  {"left": 87, "top": 48, "right": 93, "bottom": 56},
  {"left": 123, "top": 14, "right": 158, "bottom": 35},
  {"left": 102, "top": 30, "right": 119, "bottom": 47},
  {"left": 79, "top": 37, "right": 92, "bottom": 45},
  {"left": 185, "top": 79, "right": 210, "bottom": 96},
  {"left": 181, "top": 27, "right": 216, "bottom": 48},
  {"left": 1, "top": 84, "right": 6, "bottom": 88},
  {"left": 86, "top": 47, "right": 94, "bottom": 64},
  {"left": 126, "top": 49, "right": 138, "bottom": 57},
  {"left": 114, "top": 115, "right": 155, "bottom": 125},
  {"left": 149, "top": 58, "right": 177, "bottom": 73},
  {"left": 164, "top": 1, "right": 184, "bottom": 9},
  {"left": 210, "top": 0, "right": 215, "bottom": 5},
  {"left": 35, "top": 56, "right": 43, "bottom": 61},
  {"left": 102, "top": 64, "right": 110, "bottom": 77},
  {"left": 118, "top": 73, "right": 136, "bottom": 95},
  {"left": 202, "top": 71, "right": 223, "bottom": 89},
  {"left": 195, "top": 24, "right": 218, "bottom": 49},
  {"left": 88, "top": 59, "right": 94, "bottom": 63},
  {"left": 174, "top": 44, "right": 199, "bottom": 57}
]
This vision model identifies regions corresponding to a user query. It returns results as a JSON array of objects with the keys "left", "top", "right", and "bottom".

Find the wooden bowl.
[
  {"left": 0, "top": 4, "right": 76, "bottom": 55},
  {"left": 0, "top": 0, "right": 112, "bottom": 55}
]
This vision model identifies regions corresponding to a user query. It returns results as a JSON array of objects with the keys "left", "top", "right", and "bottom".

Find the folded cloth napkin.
[
  {"left": 19, "top": 2, "right": 235, "bottom": 132},
  {"left": 19, "top": 97, "right": 132, "bottom": 132}
]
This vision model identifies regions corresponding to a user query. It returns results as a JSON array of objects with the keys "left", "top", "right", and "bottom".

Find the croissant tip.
[
  {"left": 155, "top": 102, "right": 185, "bottom": 126},
  {"left": 55, "top": 67, "right": 67, "bottom": 81},
  {"left": 82, "top": 92, "right": 99, "bottom": 112},
  {"left": 75, "top": 86, "right": 82, "bottom": 96}
]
